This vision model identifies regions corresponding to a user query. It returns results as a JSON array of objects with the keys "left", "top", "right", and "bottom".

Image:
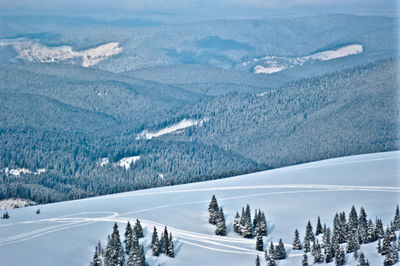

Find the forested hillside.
[{"left": 0, "top": 59, "right": 398, "bottom": 204}]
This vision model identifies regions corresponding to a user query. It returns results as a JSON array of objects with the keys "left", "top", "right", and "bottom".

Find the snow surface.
[
  {"left": 136, "top": 118, "right": 207, "bottom": 140},
  {"left": 307, "top": 44, "right": 363, "bottom": 61},
  {"left": 97, "top": 156, "right": 140, "bottom": 169},
  {"left": 251, "top": 44, "right": 363, "bottom": 75},
  {"left": 1, "top": 39, "right": 122, "bottom": 67},
  {"left": 3, "top": 168, "right": 46, "bottom": 176},
  {"left": 0, "top": 198, "right": 36, "bottom": 210},
  {"left": 0, "top": 151, "right": 399, "bottom": 266},
  {"left": 115, "top": 156, "right": 141, "bottom": 170}
]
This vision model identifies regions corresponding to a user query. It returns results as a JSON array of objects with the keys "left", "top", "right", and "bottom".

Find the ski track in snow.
[{"left": 0, "top": 183, "right": 398, "bottom": 253}]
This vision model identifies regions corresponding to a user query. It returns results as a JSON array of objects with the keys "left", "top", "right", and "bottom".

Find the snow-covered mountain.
[{"left": 0, "top": 151, "right": 398, "bottom": 266}]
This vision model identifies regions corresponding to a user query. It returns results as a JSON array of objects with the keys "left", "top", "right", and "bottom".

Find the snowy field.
[{"left": 0, "top": 151, "right": 398, "bottom": 266}]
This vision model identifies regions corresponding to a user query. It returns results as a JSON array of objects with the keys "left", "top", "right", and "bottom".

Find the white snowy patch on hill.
[
  {"left": 97, "top": 156, "right": 140, "bottom": 169},
  {"left": 250, "top": 44, "right": 363, "bottom": 74},
  {"left": 253, "top": 65, "right": 286, "bottom": 74},
  {"left": 4, "top": 168, "right": 46, "bottom": 176},
  {"left": 0, "top": 198, "right": 36, "bottom": 210},
  {"left": 307, "top": 44, "right": 363, "bottom": 61},
  {"left": 136, "top": 118, "right": 208, "bottom": 140},
  {"left": 4, "top": 39, "right": 122, "bottom": 67},
  {"left": 115, "top": 156, "right": 141, "bottom": 170}
]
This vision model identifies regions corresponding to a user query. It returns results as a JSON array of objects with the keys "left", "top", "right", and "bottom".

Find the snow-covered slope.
[
  {"left": 250, "top": 44, "right": 363, "bottom": 75},
  {"left": 0, "top": 151, "right": 398, "bottom": 266},
  {"left": 0, "top": 40, "right": 122, "bottom": 67},
  {"left": 136, "top": 118, "right": 207, "bottom": 140}
]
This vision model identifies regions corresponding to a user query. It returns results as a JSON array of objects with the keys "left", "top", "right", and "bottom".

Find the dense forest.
[{"left": 0, "top": 59, "right": 398, "bottom": 204}]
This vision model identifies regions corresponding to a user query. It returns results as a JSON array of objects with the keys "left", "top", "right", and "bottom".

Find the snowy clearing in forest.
[
  {"left": 252, "top": 44, "right": 363, "bottom": 74},
  {"left": 0, "top": 151, "right": 398, "bottom": 266},
  {"left": 0, "top": 39, "right": 122, "bottom": 67},
  {"left": 136, "top": 118, "right": 207, "bottom": 140}
]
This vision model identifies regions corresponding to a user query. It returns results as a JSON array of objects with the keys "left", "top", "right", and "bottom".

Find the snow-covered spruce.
[{"left": 232, "top": 204, "right": 267, "bottom": 239}]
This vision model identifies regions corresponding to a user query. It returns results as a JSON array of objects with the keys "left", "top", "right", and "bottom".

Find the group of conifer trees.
[
  {"left": 233, "top": 204, "right": 267, "bottom": 240},
  {"left": 90, "top": 219, "right": 175, "bottom": 266},
  {"left": 290, "top": 205, "right": 400, "bottom": 266},
  {"left": 151, "top": 226, "right": 175, "bottom": 258},
  {"left": 208, "top": 195, "right": 227, "bottom": 236}
]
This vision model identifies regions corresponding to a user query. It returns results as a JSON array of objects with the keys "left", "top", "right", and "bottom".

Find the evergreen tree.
[
  {"left": 124, "top": 221, "right": 133, "bottom": 255},
  {"left": 293, "top": 229, "right": 302, "bottom": 250},
  {"left": 160, "top": 226, "right": 169, "bottom": 254},
  {"left": 339, "top": 212, "right": 348, "bottom": 243},
  {"left": 151, "top": 226, "right": 160, "bottom": 256},
  {"left": 376, "top": 218, "right": 384, "bottom": 239},
  {"left": 346, "top": 230, "right": 359, "bottom": 253},
  {"left": 208, "top": 195, "right": 219, "bottom": 225},
  {"left": 316, "top": 216, "right": 323, "bottom": 235},
  {"left": 167, "top": 233, "right": 175, "bottom": 258},
  {"left": 259, "top": 211, "right": 267, "bottom": 236},
  {"left": 134, "top": 219, "right": 144, "bottom": 238},
  {"left": 378, "top": 238, "right": 382, "bottom": 254},
  {"left": 358, "top": 252, "right": 369, "bottom": 266},
  {"left": 90, "top": 246, "right": 103, "bottom": 266},
  {"left": 389, "top": 224, "right": 397, "bottom": 242},
  {"left": 348, "top": 206, "right": 358, "bottom": 234},
  {"left": 268, "top": 241, "right": 275, "bottom": 260},
  {"left": 382, "top": 228, "right": 393, "bottom": 255},
  {"left": 358, "top": 207, "right": 368, "bottom": 243},
  {"left": 366, "top": 219, "right": 376, "bottom": 243},
  {"left": 325, "top": 241, "right": 334, "bottom": 263},
  {"left": 233, "top": 212, "right": 241, "bottom": 233},
  {"left": 313, "top": 240, "right": 324, "bottom": 263},
  {"left": 335, "top": 247, "right": 345, "bottom": 265},
  {"left": 104, "top": 223, "right": 125, "bottom": 266},
  {"left": 304, "top": 238, "right": 311, "bottom": 253},
  {"left": 322, "top": 227, "right": 331, "bottom": 249},
  {"left": 255, "top": 255, "right": 260, "bottom": 266},
  {"left": 256, "top": 232, "right": 264, "bottom": 251},
  {"left": 302, "top": 253, "right": 309, "bottom": 266},
  {"left": 393, "top": 205, "right": 400, "bottom": 231},
  {"left": 275, "top": 239, "right": 286, "bottom": 260},
  {"left": 36, "top": 209, "right": 40, "bottom": 215},
  {"left": 305, "top": 220, "right": 314, "bottom": 242},
  {"left": 215, "top": 207, "right": 227, "bottom": 236},
  {"left": 2, "top": 212, "right": 9, "bottom": 219}
]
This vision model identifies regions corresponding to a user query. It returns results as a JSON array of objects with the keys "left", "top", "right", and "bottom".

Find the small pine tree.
[
  {"left": 348, "top": 206, "right": 358, "bottom": 234},
  {"left": 208, "top": 195, "right": 219, "bottom": 225},
  {"left": 36, "top": 209, "right": 40, "bottom": 215},
  {"left": 382, "top": 228, "right": 393, "bottom": 255},
  {"left": 134, "top": 219, "right": 144, "bottom": 238},
  {"left": 358, "top": 207, "right": 368, "bottom": 243},
  {"left": 275, "top": 239, "right": 286, "bottom": 260},
  {"left": 358, "top": 252, "right": 369, "bottom": 266},
  {"left": 304, "top": 238, "right": 311, "bottom": 252},
  {"left": 313, "top": 241, "right": 324, "bottom": 263},
  {"left": 167, "top": 233, "right": 175, "bottom": 258},
  {"left": 215, "top": 207, "right": 227, "bottom": 236},
  {"left": 302, "top": 253, "right": 309, "bottom": 266},
  {"left": 366, "top": 219, "right": 375, "bottom": 243},
  {"left": 161, "top": 226, "right": 169, "bottom": 254},
  {"left": 151, "top": 226, "right": 159, "bottom": 256},
  {"left": 305, "top": 220, "right": 315, "bottom": 242},
  {"left": 325, "top": 242, "right": 333, "bottom": 263},
  {"left": 233, "top": 212, "right": 241, "bottom": 233},
  {"left": 293, "top": 229, "right": 302, "bottom": 250},
  {"left": 316, "top": 216, "right": 323, "bottom": 235},
  {"left": 256, "top": 232, "right": 264, "bottom": 251},
  {"left": 268, "top": 241, "right": 275, "bottom": 260},
  {"left": 255, "top": 255, "right": 260, "bottom": 266},
  {"left": 2, "top": 212, "right": 9, "bottom": 219},
  {"left": 376, "top": 218, "right": 384, "bottom": 239},
  {"left": 335, "top": 247, "right": 346, "bottom": 265},
  {"left": 393, "top": 205, "right": 400, "bottom": 231},
  {"left": 124, "top": 221, "right": 133, "bottom": 255},
  {"left": 90, "top": 246, "right": 103, "bottom": 266}
]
